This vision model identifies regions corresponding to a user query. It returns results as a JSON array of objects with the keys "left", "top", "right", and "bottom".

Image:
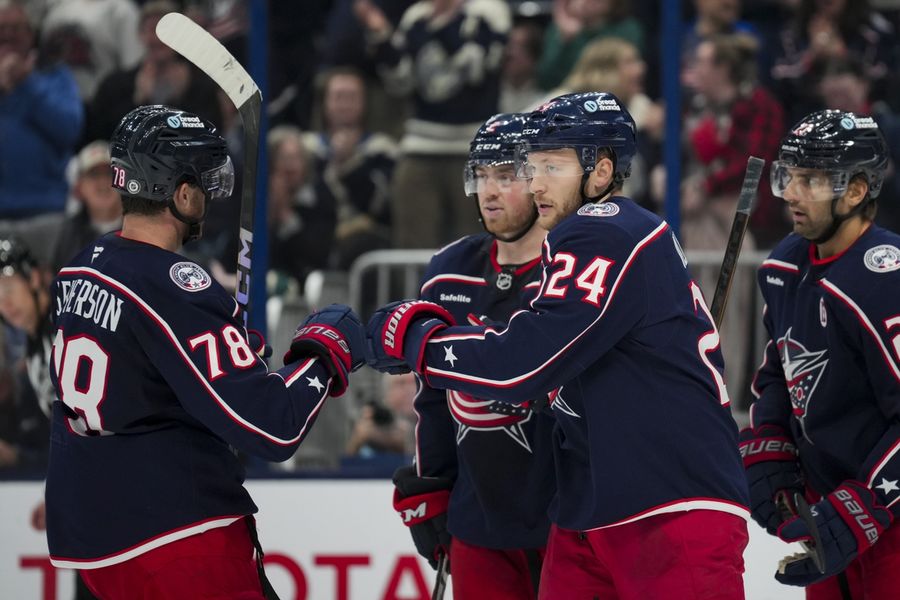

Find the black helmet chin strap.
[
  {"left": 810, "top": 193, "right": 872, "bottom": 245},
  {"left": 168, "top": 198, "right": 208, "bottom": 244},
  {"left": 580, "top": 172, "right": 621, "bottom": 205}
]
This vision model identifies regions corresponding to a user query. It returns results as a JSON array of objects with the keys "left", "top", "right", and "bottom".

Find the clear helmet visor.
[
  {"left": 513, "top": 143, "right": 588, "bottom": 179},
  {"left": 201, "top": 155, "right": 235, "bottom": 200},
  {"left": 770, "top": 160, "right": 849, "bottom": 201},
  {"left": 463, "top": 160, "right": 520, "bottom": 196}
]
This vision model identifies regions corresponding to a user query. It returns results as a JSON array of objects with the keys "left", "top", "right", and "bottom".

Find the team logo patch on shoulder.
[
  {"left": 864, "top": 245, "right": 900, "bottom": 273},
  {"left": 577, "top": 202, "right": 619, "bottom": 217},
  {"left": 170, "top": 262, "right": 212, "bottom": 291}
]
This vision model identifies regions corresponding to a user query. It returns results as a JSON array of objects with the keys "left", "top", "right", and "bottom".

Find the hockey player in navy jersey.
[
  {"left": 743, "top": 110, "right": 900, "bottom": 598},
  {"left": 44, "top": 105, "right": 367, "bottom": 600},
  {"left": 365, "top": 92, "right": 750, "bottom": 599},
  {"left": 392, "top": 113, "right": 554, "bottom": 599}
]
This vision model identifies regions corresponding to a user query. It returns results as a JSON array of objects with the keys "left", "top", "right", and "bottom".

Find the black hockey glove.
[
  {"left": 776, "top": 481, "right": 893, "bottom": 586},
  {"left": 739, "top": 425, "right": 805, "bottom": 535},
  {"left": 392, "top": 465, "right": 453, "bottom": 570},
  {"left": 365, "top": 300, "right": 455, "bottom": 374},
  {"left": 284, "top": 304, "right": 365, "bottom": 397}
]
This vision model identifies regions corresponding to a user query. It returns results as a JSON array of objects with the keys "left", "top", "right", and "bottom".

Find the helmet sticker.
[
  {"left": 577, "top": 202, "right": 620, "bottom": 217},
  {"left": 840, "top": 116, "right": 855, "bottom": 130},
  {"left": 169, "top": 262, "right": 212, "bottom": 291},
  {"left": 167, "top": 115, "right": 182, "bottom": 128},
  {"left": 583, "top": 100, "right": 598, "bottom": 113},
  {"left": 126, "top": 180, "right": 141, "bottom": 194},
  {"left": 864, "top": 245, "right": 900, "bottom": 273}
]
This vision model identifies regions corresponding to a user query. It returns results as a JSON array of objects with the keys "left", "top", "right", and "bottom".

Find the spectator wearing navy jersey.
[
  {"left": 365, "top": 92, "right": 750, "bottom": 599},
  {"left": 354, "top": 0, "right": 511, "bottom": 248},
  {"left": 744, "top": 110, "right": 900, "bottom": 598},
  {"left": 304, "top": 67, "right": 397, "bottom": 269},
  {"left": 45, "top": 105, "right": 366, "bottom": 599}
]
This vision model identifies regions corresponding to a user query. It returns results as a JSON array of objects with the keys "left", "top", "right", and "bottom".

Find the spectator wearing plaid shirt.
[
  {"left": 680, "top": 32, "right": 787, "bottom": 411},
  {"left": 682, "top": 32, "right": 787, "bottom": 250}
]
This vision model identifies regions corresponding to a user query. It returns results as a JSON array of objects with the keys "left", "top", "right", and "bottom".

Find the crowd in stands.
[{"left": 2, "top": 0, "right": 900, "bottom": 474}]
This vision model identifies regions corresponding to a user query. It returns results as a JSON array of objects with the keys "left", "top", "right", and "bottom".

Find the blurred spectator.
[
  {"left": 499, "top": 20, "right": 544, "bottom": 113},
  {"left": 536, "top": 0, "right": 643, "bottom": 91},
  {"left": 552, "top": 36, "right": 664, "bottom": 207},
  {"left": 682, "top": 0, "right": 760, "bottom": 65},
  {"left": 681, "top": 33, "right": 785, "bottom": 407},
  {"left": 0, "top": 0, "right": 83, "bottom": 219},
  {"left": 355, "top": 0, "right": 510, "bottom": 248},
  {"left": 40, "top": 0, "right": 143, "bottom": 102},
  {"left": 265, "top": 125, "right": 336, "bottom": 292},
  {"left": 770, "top": 0, "right": 899, "bottom": 122},
  {"left": 0, "top": 238, "right": 51, "bottom": 473},
  {"left": 814, "top": 55, "right": 900, "bottom": 232},
  {"left": 304, "top": 67, "right": 397, "bottom": 270},
  {"left": 345, "top": 372, "right": 416, "bottom": 457},
  {"left": 682, "top": 33, "right": 787, "bottom": 249},
  {"left": 51, "top": 140, "right": 122, "bottom": 273},
  {"left": 85, "top": 1, "right": 224, "bottom": 144}
]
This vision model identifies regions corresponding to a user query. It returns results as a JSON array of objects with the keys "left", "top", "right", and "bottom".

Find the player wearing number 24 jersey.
[
  {"left": 366, "top": 93, "right": 750, "bottom": 599},
  {"left": 45, "top": 106, "right": 367, "bottom": 600}
]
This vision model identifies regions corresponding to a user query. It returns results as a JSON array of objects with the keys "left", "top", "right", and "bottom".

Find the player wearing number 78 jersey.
[
  {"left": 365, "top": 93, "right": 751, "bottom": 599},
  {"left": 45, "top": 106, "right": 366, "bottom": 600}
]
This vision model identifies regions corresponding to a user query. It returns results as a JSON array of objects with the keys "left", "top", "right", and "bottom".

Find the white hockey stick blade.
[{"left": 155, "top": 12, "right": 259, "bottom": 110}]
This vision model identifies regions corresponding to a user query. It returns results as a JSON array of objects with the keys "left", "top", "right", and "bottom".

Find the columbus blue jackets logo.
[
  {"left": 448, "top": 390, "right": 534, "bottom": 451},
  {"left": 169, "top": 262, "right": 212, "bottom": 292},
  {"left": 864, "top": 245, "right": 900, "bottom": 273},
  {"left": 777, "top": 328, "right": 828, "bottom": 433},
  {"left": 577, "top": 202, "right": 619, "bottom": 217}
]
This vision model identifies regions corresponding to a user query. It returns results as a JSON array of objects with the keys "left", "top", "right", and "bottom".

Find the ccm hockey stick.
[
  {"left": 708, "top": 155, "right": 764, "bottom": 328},
  {"left": 156, "top": 12, "right": 262, "bottom": 328}
]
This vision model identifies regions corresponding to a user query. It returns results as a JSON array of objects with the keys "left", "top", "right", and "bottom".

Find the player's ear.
[
  {"left": 587, "top": 156, "right": 614, "bottom": 195},
  {"left": 844, "top": 175, "right": 869, "bottom": 209}
]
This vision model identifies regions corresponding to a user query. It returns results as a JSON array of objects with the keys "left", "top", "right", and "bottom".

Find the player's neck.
[
  {"left": 815, "top": 217, "right": 870, "bottom": 259},
  {"left": 120, "top": 214, "right": 184, "bottom": 253},
  {"left": 496, "top": 225, "right": 545, "bottom": 265}
]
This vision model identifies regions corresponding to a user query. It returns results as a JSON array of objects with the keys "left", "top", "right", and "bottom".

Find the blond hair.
[{"left": 562, "top": 37, "right": 638, "bottom": 99}]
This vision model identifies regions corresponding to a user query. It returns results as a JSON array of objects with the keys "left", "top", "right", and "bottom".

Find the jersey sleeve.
[
  {"left": 820, "top": 276, "right": 900, "bottom": 514},
  {"left": 128, "top": 277, "right": 336, "bottom": 463},
  {"left": 419, "top": 221, "right": 650, "bottom": 401},
  {"left": 748, "top": 301, "right": 794, "bottom": 431},
  {"left": 412, "top": 375, "right": 459, "bottom": 479}
]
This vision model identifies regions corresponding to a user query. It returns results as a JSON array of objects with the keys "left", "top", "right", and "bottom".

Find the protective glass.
[
  {"left": 770, "top": 161, "right": 849, "bottom": 201},
  {"left": 463, "top": 162, "right": 519, "bottom": 195},
  {"left": 514, "top": 144, "right": 585, "bottom": 179},
  {"left": 201, "top": 155, "right": 235, "bottom": 200}
]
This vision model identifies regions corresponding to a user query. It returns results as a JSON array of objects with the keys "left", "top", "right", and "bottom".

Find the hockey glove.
[
  {"left": 775, "top": 480, "right": 893, "bottom": 586},
  {"left": 739, "top": 425, "right": 804, "bottom": 535},
  {"left": 284, "top": 304, "right": 366, "bottom": 397},
  {"left": 365, "top": 300, "right": 455, "bottom": 374},
  {"left": 392, "top": 465, "right": 453, "bottom": 570}
]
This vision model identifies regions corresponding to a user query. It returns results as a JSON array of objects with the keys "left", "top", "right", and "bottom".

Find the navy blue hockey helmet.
[
  {"left": 772, "top": 110, "right": 888, "bottom": 201},
  {"left": 110, "top": 105, "right": 234, "bottom": 204},
  {"left": 515, "top": 92, "right": 637, "bottom": 183},
  {"left": 463, "top": 113, "right": 527, "bottom": 196},
  {"left": 0, "top": 238, "right": 35, "bottom": 279}
]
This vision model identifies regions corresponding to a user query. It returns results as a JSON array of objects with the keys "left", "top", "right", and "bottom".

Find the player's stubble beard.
[{"left": 535, "top": 180, "right": 582, "bottom": 232}]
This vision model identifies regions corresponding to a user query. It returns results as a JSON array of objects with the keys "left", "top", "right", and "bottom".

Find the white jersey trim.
[
  {"left": 58, "top": 267, "right": 310, "bottom": 446},
  {"left": 582, "top": 499, "right": 751, "bottom": 531},
  {"left": 761, "top": 259, "right": 800, "bottom": 273},
  {"left": 50, "top": 516, "right": 243, "bottom": 569},
  {"left": 420, "top": 273, "right": 487, "bottom": 295},
  {"left": 819, "top": 278, "right": 900, "bottom": 384},
  {"left": 425, "top": 222, "right": 668, "bottom": 387}
]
